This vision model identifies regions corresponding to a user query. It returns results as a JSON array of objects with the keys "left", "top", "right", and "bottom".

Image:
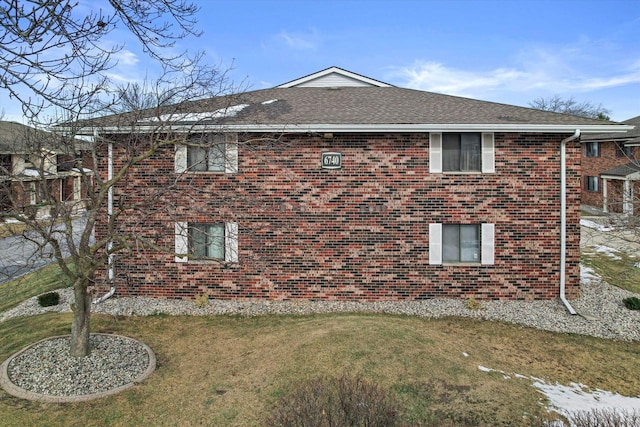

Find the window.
[
  {"left": 175, "top": 221, "right": 238, "bottom": 262},
  {"left": 429, "top": 133, "right": 494, "bottom": 173},
  {"left": 443, "top": 224, "right": 479, "bottom": 262},
  {"left": 585, "top": 176, "right": 599, "bottom": 192},
  {"left": 188, "top": 144, "right": 226, "bottom": 172},
  {"left": 616, "top": 142, "right": 633, "bottom": 158},
  {"left": 175, "top": 133, "right": 238, "bottom": 174},
  {"left": 190, "top": 224, "right": 225, "bottom": 259},
  {"left": 429, "top": 223, "right": 494, "bottom": 265},
  {"left": 443, "top": 133, "right": 481, "bottom": 172},
  {"left": 585, "top": 142, "right": 600, "bottom": 157}
]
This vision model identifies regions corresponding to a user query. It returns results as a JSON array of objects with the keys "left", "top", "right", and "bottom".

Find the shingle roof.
[
  {"left": 71, "top": 68, "right": 632, "bottom": 135},
  {"left": 601, "top": 162, "right": 640, "bottom": 178},
  {"left": 89, "top": 87, "right": 618, "bottom": 127},
  {"left": 0, "top": 121, "right": 87, "bottom": 153},
  {"left": 582, "top": 115, "right": 640, "bottom": 142}
]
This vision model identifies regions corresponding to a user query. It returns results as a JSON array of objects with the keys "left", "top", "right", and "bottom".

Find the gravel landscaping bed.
[
  {"left": 2, "top": 267, "right": 639, "bottom": 342},
  {"left": 1, "top": 268, "right": 638, "bottom": 400}
]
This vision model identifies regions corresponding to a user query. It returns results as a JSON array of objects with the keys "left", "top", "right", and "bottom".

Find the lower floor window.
[
  {"left": 175, "top": 221, "right": 238, "bottom": 263},
  {"left": 429, "top": 223, "right": 494, "bottom": 265},
  {"left": 585, "top": 176, "right": 599, "bottom": 192},
  {"left": 443, "top": 224, "right": 479, "bottom": 262},
  {"left": 190, "top": 223, "right": 225, "bottom": 259}
]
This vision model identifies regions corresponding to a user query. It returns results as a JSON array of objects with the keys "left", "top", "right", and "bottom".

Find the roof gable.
[{"left": 277, "top": 66, "right": 392, "bottom": 88}]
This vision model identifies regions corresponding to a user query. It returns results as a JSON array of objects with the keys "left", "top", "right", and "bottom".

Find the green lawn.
[{"left": 0, "top": 261, "right": 73, "bottom": 313}]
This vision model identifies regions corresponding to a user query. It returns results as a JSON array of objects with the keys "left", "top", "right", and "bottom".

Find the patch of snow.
[
  {"left": 532, "top": 380, "right": 640, "bottom": 417},
  {"left": 462, "top": 352, "right": 469, "bottom": 357},
  {"left": 594, "top": 245, "right": 622, "bottom": 260},
  {"left": 261, "top": 99, "right": 278, "bottom": 105},
  {"left": 478, "top": 365, "right": 640, "bottom": 419},
  {"left": 139, "top": 104, "right": 250, "bottom": 122},
  {"left": 635, "top": 262, "right": 640, "bottom": 269},
  {"left": 580, "top": 265, "right": 599, "bottom": 283},
  {"left": 580, "top": 219, "right": 614, "bottom": 232}
]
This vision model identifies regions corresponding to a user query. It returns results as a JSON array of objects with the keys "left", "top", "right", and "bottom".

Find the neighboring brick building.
[
  {"left": 0, "top": 121, "right": 93, "bottom": 218},
  {"left": 581, "top": 115, "right": 640, "bottom": 214},
  {"left": 85, "top": 67, "right": 632, "bottom": 303}
]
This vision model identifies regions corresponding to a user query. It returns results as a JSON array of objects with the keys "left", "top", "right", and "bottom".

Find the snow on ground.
[
  {"left": 580, "top": 219, "right": 615, "bottom": 232},
  {"left": 593, "top": 245, "right": 622, "bottom": 260},
  {"left": 477, "top": 365, "right": 640, "bottom": 420},
  {"left": 579, "top": 265, "right": 599, "bottom": 283}
]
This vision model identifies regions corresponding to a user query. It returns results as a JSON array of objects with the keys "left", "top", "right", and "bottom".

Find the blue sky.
[{"left": 2, "top": 0, "right": 639, "bottom": 122}]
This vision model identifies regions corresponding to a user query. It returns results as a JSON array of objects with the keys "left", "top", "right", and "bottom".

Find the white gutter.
[
  {"left": 93, "top": 131, "right": 116, "bottom": 304},
  {"left": 560, "top": 130, "right": 580, "bottom": 315},
  {"left": 69, "top": 123, "right": 634, "bottom": 136}
]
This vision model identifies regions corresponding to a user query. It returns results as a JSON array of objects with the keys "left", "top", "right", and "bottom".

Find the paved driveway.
[{"left": 0, "top": 216, "right": 93, "bottom": 284}]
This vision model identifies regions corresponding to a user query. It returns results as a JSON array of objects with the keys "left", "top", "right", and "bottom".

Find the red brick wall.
[{"left": 96, "top": 132, "right": 581, "bottom": 301}]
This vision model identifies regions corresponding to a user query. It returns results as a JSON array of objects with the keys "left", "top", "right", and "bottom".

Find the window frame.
[
  {"left": 615, "top": 141, "right": 633, "bottom": 158},
  {"left": 175, "top": 133, "right": 238, "bottom": 174},
  {"left": 585, "top": 142, "right": 600, "bottom": 157},
  {"left": 442, "top": 133, "right": 482, "bottom": 172},
  {"left": 585, "top": 176, "right": 599, "bottom": 192},
  {"left": 429, "top": 223, "right": 494, "bottom": 265},
  {"left": 429, "top": 132, "right": 494, "bottom": 174},
  {"left": 175, "top": 221, "right": 238, "bottom": 263}
]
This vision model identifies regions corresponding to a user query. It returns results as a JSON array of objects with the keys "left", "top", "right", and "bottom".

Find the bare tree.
[
  {"left": 0, "top": 0, "right": 235, "bottom": 357},
  {"left": 529, "top": 95, "right": 611, "bottom": 120}
]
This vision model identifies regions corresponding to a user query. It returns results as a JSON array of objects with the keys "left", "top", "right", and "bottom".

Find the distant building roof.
[{"left": 582, "top": 115, "right": 640, "bottom": 143}]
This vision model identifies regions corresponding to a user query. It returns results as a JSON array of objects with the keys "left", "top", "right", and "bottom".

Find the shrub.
[
  {"left": 565, "top": 408, "right": 640, "bottom": 427},
  {"left": 622, "top": 296, "right": 640, "bottom": 310},
  {"left": 194, "top": 293, "right": 209, "bottom": 308},
  {"left": 265, "top": 374, "right": 401, "bottom": 427},
  {"left": 465, "top": 297, "right": 482, "bottom": 310},
  {"left": 37, "top": 291, "right": 60, "bottom": 307}
]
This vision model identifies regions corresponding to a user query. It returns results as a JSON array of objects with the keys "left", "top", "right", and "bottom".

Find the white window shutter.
[
  {"left": 175, "top": 144, "right": 187, "bottom": 173},
  {"left": 225, "top": 222, "right": 238, "bottom": 262},
  {"left": 429, "top": 223, "right": 442, "bottom": 265},
  {"left": 225, "top": 143, "right": 238, "bottom": 173},
  {"left": 175, "top": 221, "right": 188, "bottom": 262},
  {"left": 481, "top": 133, "right": 495, "bottom": 173},
  {"left": 481, "top": 223, "right": 495, "bottom": 265},
  {"left": 429, "top": 133, "right": 442, "bottom": 173}
]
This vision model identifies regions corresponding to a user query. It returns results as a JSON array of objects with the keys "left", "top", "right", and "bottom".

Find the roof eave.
[{"left": 75, "top": 123, "right": 635, "bottom": 135}]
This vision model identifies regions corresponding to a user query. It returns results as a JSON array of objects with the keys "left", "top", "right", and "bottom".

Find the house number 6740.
[{"left": 321, "top": 152, "right": 342, "bottom": 169}]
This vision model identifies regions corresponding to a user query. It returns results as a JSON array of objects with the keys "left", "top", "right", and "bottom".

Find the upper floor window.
[
  {"left": 585, "top": 142, "right": 600, "bottom": 157},
  {"left": 429, "top": 133, "right": 495, "bottom": 174},
  {"left": 175, "top": 133, "right": 238, "bottom": 174},
  {"left": 188, "top": 144, "right": 226, "bottom": 172},
  {"left": 616, "top": 141, "right": 633, "bottom": 158},
  {"left": 443, "top": 133, "right": 481, "bottom": 172}
]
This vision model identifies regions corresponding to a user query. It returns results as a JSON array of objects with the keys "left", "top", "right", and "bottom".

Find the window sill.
[{"left": 442, "top": 171, "right": 483, "bottom": 175}]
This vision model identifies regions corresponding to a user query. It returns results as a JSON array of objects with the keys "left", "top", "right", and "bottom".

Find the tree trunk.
[{"left": 70, "top": 279, "right": 91, "bottom": 357}]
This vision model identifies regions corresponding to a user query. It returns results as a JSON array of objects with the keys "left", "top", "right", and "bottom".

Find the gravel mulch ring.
[{"left": 0, "top": 334, "right": 156, "bottom": 403}]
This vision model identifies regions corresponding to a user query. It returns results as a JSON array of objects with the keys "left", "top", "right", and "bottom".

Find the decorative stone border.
[{"left": 0, "top": 334, "right": 156, "bottom": 403}]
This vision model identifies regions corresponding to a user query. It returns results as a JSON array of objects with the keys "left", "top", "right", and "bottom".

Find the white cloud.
[
  {"left": 389, "top": 50, "right": 640, "bottom": 100},
  {"left": 113, "top": 49, "right": 140, "bottom": 66},
  {"left": 276, "top": 29, "right": 320, "bottom": 50}
]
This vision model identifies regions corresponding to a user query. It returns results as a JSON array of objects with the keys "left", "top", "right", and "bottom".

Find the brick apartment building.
[
  {"left": 581, "top": 115, "right": 640, "bottom": 215},
  {"left": 82, "top": 67, "right": 632, "bottom": 302}
]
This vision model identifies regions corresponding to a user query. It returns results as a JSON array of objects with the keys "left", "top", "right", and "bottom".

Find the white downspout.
[
  {"left": 93, "top": 132, "right": 116, "bottom": 304},
  {"left": 560, "top": 130, "right": 580, "bottom": 315}
]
